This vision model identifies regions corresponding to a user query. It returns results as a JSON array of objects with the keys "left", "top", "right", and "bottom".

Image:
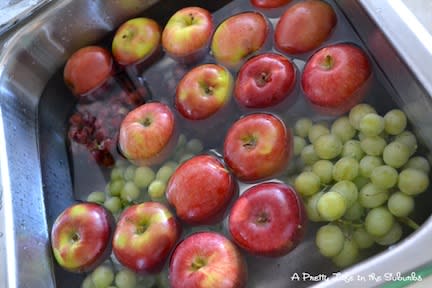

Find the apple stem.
[
  {"left": 255, "top": 72, "right": 271, "bottom": 87},
  {"left": 321, "top": 55, "right": 334, "bottom": 70},
  {"left": 242, "top": 135, "right": 257, "bottom": 150},
  {"left": 191, "top": 257, "right": 207, "bottom": 271},
  {"left": 141, "top": 117, "right": 152, "bottom": 127},
  {"left": 256, "top": 212, "right": 270, "bottom": 224}
]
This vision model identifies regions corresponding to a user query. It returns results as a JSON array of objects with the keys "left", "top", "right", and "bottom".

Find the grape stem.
[
  {"left": 336, "top": 219, "right": 364, "bottom": 229},
  {"left": 398, "top": 217, "right": 420, "bottom": 230}
]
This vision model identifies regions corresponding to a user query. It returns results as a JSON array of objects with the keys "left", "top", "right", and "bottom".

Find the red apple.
[
  {"left": 169, "top": 232, "right": 247, "bottom": 288},
  {"left": 50, "top": 202, "right": 115, "bottom": 273},
  {"left": 64, "top": 46, "right": 113, "bottom": 96},
  {"left": 251, "top": 0, "right": 292, "bottom": 8},
  {"left": 229, "top": 182, "right": 306, "bottom": 257},
  {"left": 112, "top": 202, "right": 181, "bottom": 274},
  {"left": 301, "top": 43, "right": 372, "bottom": 115},
  {"left": 162, "top": 7, "right": 213, "bottom": 64},
  {"left": 224, "top": 113, "right": 292, "bottom": 182},
  {"left": 112, "top": 17, "right": 161, "bottom": 66},
  {"left": 275, "top": 0, "right": 337, "bottom": 54},
  {"left": 234, "top": 53, "right": 296, "bottom": 108},
  {"left": 118, "top": 102, "right": 177, "bottom": 166},
  {"left": 211, "top": 12, "right": 269, "bottom": 68},
  {"left": 166, "top": 155, "right": 237, "bottom": 225},
  {"left": 176, "top": 64, "right": 233, "bottom": 120}
]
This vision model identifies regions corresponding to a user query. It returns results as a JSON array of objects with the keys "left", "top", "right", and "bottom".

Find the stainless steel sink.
[{"left": 0, "top": 0, "right": 431, "bottom": 287}]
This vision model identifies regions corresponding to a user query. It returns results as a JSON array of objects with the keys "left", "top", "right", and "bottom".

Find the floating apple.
[
  {"left": 234, "top": 53, "right": 296, "bottom": 108},
  {"left": 211, "top": 11, "right": 269, "bottom": 68},
  {"left": 169, "top": 232, "right": 247, "bottom": 288},
  {"left": 301, "top": 43, "right": 371, "bottom": 115},
  {"left": 176, "top": 63, "right": 233, "bottom": 120},
  {"left": 224, "top": 113, "right": 292, "bottom": 182},
  {"left": 118, "top": 102, "right": 177, "bottom": 166},
  {"left": 162, "top": 7, "right": 213, "bottom": 64},
  {"left": 229, "top": 182, "right": 306, "bottom": 257},
  {"left": 50, "top": 202, "right": 115, "bottom": 273},
  {"left": 112, "top": 202, "right": 181, "bottom": 274},
  {"left": 274, "top": 0, "right": 337, "bottom": 54},
  {"left": 251, "top": 0, "right": 292, "bottom": 8},
  {"left": 166, "top": 155, "right": 237, "bottom": 225}
]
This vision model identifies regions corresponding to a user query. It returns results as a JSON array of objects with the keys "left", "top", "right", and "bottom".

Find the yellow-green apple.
[
  {"left": 50, "top": 202, "right": 115, "bottom": 273},
  {"left": 301, "top": 43, "right": 372, "bottom": 115},
  {"left": 223, "top": 113, "right": 292, "bottom": 182},
  {"left": 112, "top": 17, "right": 161, "bottom": 66},
  {"left": 118, "top": 102, "right": 177, "bottom": 166},
  {"left": 251, "top": 0, "right": 292, "bottom": 8},
  {"left": 234, "top": 53, "right": 296, "bottom": 108},
  {"left": 175, "top": 64, "right": 233, "bottom": 120},
  {"left": 162, "top": 7, "right": 213, "bottom": 64},
  {"left": 166, "top": 155, "right": 237, "bottom": 225},
  {"left": 169, "top": 232, "right": 247, "bottom": 288},
  {"left": 275, "top": 0, "right": 337, "bottom": 54},
  {"left": 64, "top": 46, "right": 113, "bottom": 97},
  {"left": 229, "top": 182, "right": 306, "bottom": 257},
  {"left": 211, "top": 12, "right": 269, "bottom": 68},
  {"left": 112, "top": 202, "right": 181, "bottom": 274}
]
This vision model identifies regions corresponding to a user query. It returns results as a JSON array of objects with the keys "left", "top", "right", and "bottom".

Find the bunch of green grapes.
[{"left": 290, "top": 104, "right": 430, "bottom": 268}]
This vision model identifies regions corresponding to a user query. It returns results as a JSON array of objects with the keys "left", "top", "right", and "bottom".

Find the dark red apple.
[
  {"left": 224, "top": 113, "right": 292, "bottom": 182},
  {"left": 118, "top": 102, "right": 177, "bottom": 166},
  {"left": 301, "top": 43, "right": 372, "bottom": 115},
  {"left": 251, "top": 0, "right": 292, "bottom": 8},
  {"left": 50, "top": 202, "right": 115, "bottom": 272},
  {"left": 169, "top": 232, "right": 247, "bottom": 288},
  {"left": 166, "top": 155, "right": 237, "bottom": 225},
  {"left": 234, "top": 53, "right": 296, "bottom": 108},
  {"left": 275, "top": 0, "right": 337, "bottom": 54},
  {"left": 229, "top": 182, "right": 306, "bottom": 257},
  {"left": 112, "top": 202, "right": 181, "bottom": 274}
]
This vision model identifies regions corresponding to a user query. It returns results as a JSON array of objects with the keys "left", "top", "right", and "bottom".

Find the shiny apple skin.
[
  {"left": 301, "top": 43, "right": 371, "bottom": 115},
  {"left": 166, "top": 155, "right": 237, "bottom": 225},
  {"left": 169, "top": 232, "right": 247, "bottom": 288},
  {"left": 176, "top": 64, "right": 233, "bottom": 120},
  {"left": 234, "top": 53, "right": 296, "bottom": 108},
  {"left": 50, "top": 202, "right": 115, "bottom": 273},
  {"left": 251, "top": 0, "right": 292, "bottom": 8},
  {"left": 274, "top": 0, "right": 337, "bottom": 54},
  {"left": 229, "top": 182, "right": 306, "bottom": 257},
  {"left": 223, "top": 113, "right": 292, "bottom": 182},
  {"left": 63, "top": 46, "right": 113, "bottom": 96},
  {"left": 112, "top": 202, "right": 181, "bottom": 274}
]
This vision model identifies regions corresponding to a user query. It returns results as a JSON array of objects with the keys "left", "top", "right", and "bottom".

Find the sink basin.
[{"left": 0, "top": 0, "right": 431, "bottom": 287}]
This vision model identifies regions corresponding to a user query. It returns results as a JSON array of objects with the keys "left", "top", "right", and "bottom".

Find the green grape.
[
  {"left": 349, "top": 103, "right": 377, "bottom": 130},
  {"left": 315, "top": 224, "right": 345, "bottom": 257},
  {"left": 308, "top": 123, "right": 330, "bottom": 144},
  {"left": 359, "top": 183, "right": 389, "bottom": 208},
  {"left": 301, "top": 144, "right": 320, "bottom": 165},
  {"left": 360, "top": 136, "right": 386, "bottom": 156},
  {"left": 294, "top": 171, "right": 321, "bottom": 197},
  {"left": 332, "top": 157, "right": 359, "bottom": 181},
  {"left": 398, "top": 168, "right": 429, "bottom": 195},
  {"left": 342, "top": 140, "right": 364, "bottom": 161},
  {"left": 295, "top": 118, "right": 313, "bottom": 138},
  {"left": 331, "top": 116, "right": 356, "bottom": 143},
  {"left": 303, "top": 166, "right": 313, "bottom": 172},
  {"left": 185, "top": 138, "right": 204, "bottom": 154},
  {"left": 115, "top": 159, "right": 128, "bottom": 168},
  {"left": 313, "top": 134, "right": 343, "bottom": 160},
  {"left": 176, "top": 134, "right": 187, "bottom": 149},
  {"left": 382, "top": 141, "right": 410, "bottom": 168},
  {"left": 115, "top": 269, "right": 137, "bottom": 288},
  {"left": 111, "top": 167, "right": 125, "bottom": 181},
  {"left": 305, "top": 191, "right": 324, "bottom": 222},
  {"left": 164, "top": 160, "right": 179, "bottom": 170},
  {"left": 365, "top": 207, "right": 394, "bottom": 237},
  {"left": 375, "top": 221, "right": 402, "bottom": 246},
  {"left": 331, "top": 180, "right": 358, "bottom": 208},
  {"left": 179, "top": 153, "right": 194, "bottom": 163},
  {"left": 92, "top": 265, "right": 114, "bottom": 288},
  {"left": 155, "top": 270, "right": 170, "bottom": 288},
  {"left": 403, "top": 156, "right": 431, "bottom": 174},
  {"left": 148, "top": 180, "right": 167, "bottom": 199},
  {"left": 370, "top": 165, "right": 398, "bottom": 189},
  {"left": 343, "top": 201, "right": 365, "bottom": 221},
  {"left": 87, "top": 191, "right": 106, "bottom": 204},
  {"left": 293, "top": 136, "right": 307, "bottom": 156},
  {"left": 109, "top": 179, "right": 125, "bottom": 196},
  {"left": 156, "top": 165, "right": 175, "bottom": 183},
  {"left": 384, "top": 109, "right": 407, "bottom": 135},
  {"left": 123, "top": 165, "right": 136, "bottom": 181},
  {"left": 104, "top": 197, "right": 122, "bottom": 214},
  {"left": 358, "top": 131, "right": 366, "bottom": 141},
  {"left": 387, "top": 191, "right": 414, "bottom": 217},
  {"left": 359, "top": 113, "right": 385, "bottom": 136},
  {"left": 134, "top": 166, "right": 155, "bottom": 189},
  {"left": 353, "top": 176, "right": 369, "bottom": 190},
  {"left": 359, "top": 156, "right": 383, "bottom": 178},
  {"left": 107, "top": 287, "right": 117, "bottom": 288},
  {"left": 395, "top": 131, "right": 417, "bottom": 156},
  {"left": 312, "top": 160, "right": 334, "bottom": 184},
  {"left": 332, "top": 239, "right": 359, "bottom": 268},
  {"left": 121, "top": 181, "right": 141, "bottom": 202},
  {"left": 317, "top": 191, "right": 347, "bottom": 221},
  {"left": 353, "top": 227, "right": 375, "bottom": 249},
  {"left": 82, "top": 275, "right": 96, "bottom": 288}
]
